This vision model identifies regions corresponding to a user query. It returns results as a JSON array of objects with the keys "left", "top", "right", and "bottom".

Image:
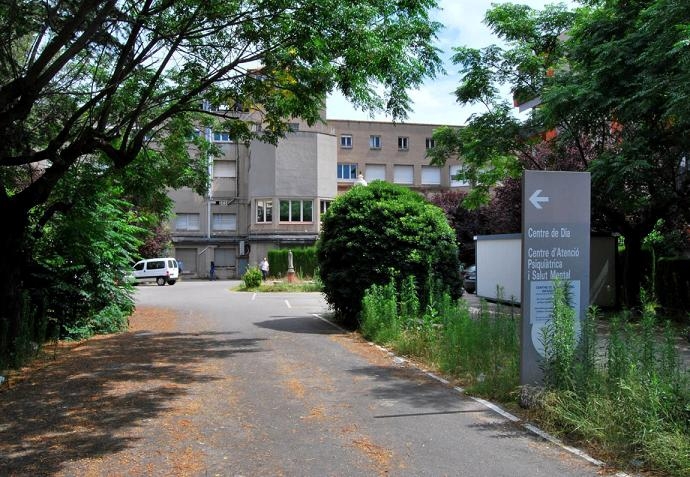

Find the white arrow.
[{"left": 529, "top": 189, "right": 550, "bottom": 209}]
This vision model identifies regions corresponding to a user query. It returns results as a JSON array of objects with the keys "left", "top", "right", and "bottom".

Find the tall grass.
[
  {"left": 360, "top": 277, "right": 520, "bottom": 399},
  {"left": 539, "top": 283, "right": 690, "bottom": 476},
  {"left": 360, "top": 277, "right": 690, "bottom": 476}
]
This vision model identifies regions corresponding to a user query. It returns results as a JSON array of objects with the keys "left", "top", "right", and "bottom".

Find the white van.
[{"left": 132, "top": 258, "right": 179, "bottom": 286}]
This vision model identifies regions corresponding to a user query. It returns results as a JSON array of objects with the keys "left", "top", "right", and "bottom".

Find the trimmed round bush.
[{"left": 317, "top": 180, "right": 462, "bottom": 326}]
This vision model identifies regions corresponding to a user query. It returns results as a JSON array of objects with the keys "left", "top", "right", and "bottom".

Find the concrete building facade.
[{"left": 169, "top": 116, "right": 464, "bottom": 279}]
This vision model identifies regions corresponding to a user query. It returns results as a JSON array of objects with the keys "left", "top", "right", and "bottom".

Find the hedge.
[{"left": 267, "top": 247, "right": 318, "bottom": 278}]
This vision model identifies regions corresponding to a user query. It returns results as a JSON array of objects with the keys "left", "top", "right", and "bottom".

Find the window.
[
  {"left": 212, "top": 131, "right": 232, "bottom": 142},
  {"left": 320, "top": 200, "right": 332, "bottom": 215},
  {"left": 398, "top": 136, "right": 409, "bottom": 150},
  {"left": 175, "top": 213, "right": 200, "bottom": 231},
  {"left": 279, "top": 199, "right": 313, "bottom": 222},
  {"left": 288, "top": 122, "right": 299, "bottom": 131},
  {"left": 369, "top": 135, "right": 381, "bottom": 149},
  {"left": 148, "top": 260, "right": 165, "bottom": 270},
  {"left": 393, "top": 165, "right": 414, "bottom": 184},
  {"left": 425, "top": 137, "right": 435, "bottom": 149},
  {"left": 421, "top": 166, "right": 441, "bottom": 185},
  {"left": 340, "top": 134, "right": 353, "bottom": 148},
  {"left": 450, "top": 164, "right": 470, "bottom": 187},
  {"left": 213, "top": 160, "right": 236, "bottom": 178},
  {"left": 256, "top": 199, "right": 273, "bottom": 223},
  {"left": 212, "top": 213, "right": 237, "bottom": 231},
  {"left": 365, "top": 164, "right": 386, "bottom": 181},
  {"left": 337, "top": 163, "right": 357, "bottom": 180}
]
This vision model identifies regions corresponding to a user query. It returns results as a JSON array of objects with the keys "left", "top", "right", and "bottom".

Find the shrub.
[
  {"left": 243, "top": 266, "right": 262, "bottom": 288},
  {"left": 317, "top": 181, "right": 462, "bottom": 327}
]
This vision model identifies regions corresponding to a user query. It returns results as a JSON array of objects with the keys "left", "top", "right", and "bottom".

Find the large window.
[
  {"left": 340, "top": 134, "right": 353, "bottom": 148},
  {"left": 279, "top": 199, "right": 313, "bottom": 222},
  {"left": 397, "top": 136, "right": 409, "bottom": 150},
  {"left": 369, "top": 135, "right": 381, "bottom": 149},
  {"left": 256, "top": 199, "right": 273, "bottom": 223},
  {"left": 425, "top": 137, "right": 435, "bottom": 149},
  {"left": 393, "top": 165, "right": 414, "bottom": 184},
  {"left": 421, "top": 166, "right": 441, "bottom": 185},
  {"left": 337, "top": 163, "right": 357, "bottom": 180},
  {"left": 450, "top": 164, "right": 470, "bottom": 187},
  {"left": 212, "top": 131, "right": 232, "bottom": 142},
  {"left": 175, "top": 213, "right": 200, "bottom": 231},
  {"left": 212, "top": 213, "right": 237, "bottom": 231},
  {"left": 213, "top": 160, "right": 236, "bottom": 178}
]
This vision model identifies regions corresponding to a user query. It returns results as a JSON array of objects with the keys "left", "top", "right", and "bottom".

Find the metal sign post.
[{"left": 521, "top": 171, "right": 591, "bottom": 385}]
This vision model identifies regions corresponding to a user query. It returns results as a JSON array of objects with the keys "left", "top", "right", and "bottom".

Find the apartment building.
[
  {"left": 329, "top": 119, "right": 467, "bottom": 193},
  {"left": 169, "top": 116, "right": 465, "bottom": 279}
]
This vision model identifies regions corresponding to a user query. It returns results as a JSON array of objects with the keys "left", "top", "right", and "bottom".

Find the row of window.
[
  {"left": 177, "top": 199, "right": 332, "bottom": 231},
  {"left": 258, "top": 199, "right": 313, "bottom": 223},
  {"left": 340, "top": 134, "right": 434, "bottom": 150},
  {"left": 337, "top": 163, "right": 469, "bottom": 187}
]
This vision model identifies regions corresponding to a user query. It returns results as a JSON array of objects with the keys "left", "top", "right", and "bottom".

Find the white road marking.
[{"left": 284, "top": 299, "right": 291, "bottom": 308}]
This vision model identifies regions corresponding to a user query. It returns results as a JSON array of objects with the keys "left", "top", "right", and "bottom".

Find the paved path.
[{"left": 1, "top": 281, "right": 612, "bottom": 476}]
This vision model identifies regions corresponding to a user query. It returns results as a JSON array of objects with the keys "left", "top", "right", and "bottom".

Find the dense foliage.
[
  {"left": 428, "top": 0, "right": 690, "bottom": 306},
  {"left": 7, "top": 168, "right": 143, "bottom": 367},
  {"left": 0, "top": 0, "right": 442, "bottom": 365},
  {"left": 317, "top": 181, "right": 462, "bottom": 326}
]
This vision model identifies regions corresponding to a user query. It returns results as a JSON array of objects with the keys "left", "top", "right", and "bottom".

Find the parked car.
[
  {"left": 131, "top": 258, "right": 179, "bottom": 286},
  {"left": 462, "top": 265, "right": 476, "bottom": 294}
]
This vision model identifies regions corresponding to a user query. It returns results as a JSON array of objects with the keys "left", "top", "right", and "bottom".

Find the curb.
[{"left": 312, "top": 313, "right": 630, "bottom": 477}]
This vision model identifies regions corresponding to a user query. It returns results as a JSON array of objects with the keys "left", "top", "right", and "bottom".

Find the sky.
[{"left": 325, "top": 0, "right": 577, "bottom": 126}]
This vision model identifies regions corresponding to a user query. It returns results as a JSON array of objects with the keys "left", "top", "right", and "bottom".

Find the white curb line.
[{"left": 311, "top": 313, "right": 630, "bottom": 476}]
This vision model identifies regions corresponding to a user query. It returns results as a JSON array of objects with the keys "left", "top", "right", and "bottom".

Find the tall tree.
[
  {"left": 0, "top": 0, "right": 442, "bottom": 362},
  {"left": 429, "top": 1, "right": 690, "bottom": 305}
]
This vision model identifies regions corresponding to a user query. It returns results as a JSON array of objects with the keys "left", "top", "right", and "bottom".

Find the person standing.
[
  {"left": 209, "top": 261, "right": 216, "bottom": 281},
  {"left": 260, "top": 257, "right": 269, "bottom": 280}
]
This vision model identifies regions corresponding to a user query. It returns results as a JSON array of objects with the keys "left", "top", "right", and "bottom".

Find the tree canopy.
[
  {"left": 0, "top": 0, "right": 443, "bottom": 366},
  {"left": 429, "top": 0, "right": 690, "bottom": 304}
]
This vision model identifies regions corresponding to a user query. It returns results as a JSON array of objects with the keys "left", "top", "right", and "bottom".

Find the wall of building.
[
  {"left": 327, "top": 119, "right": 466, "bottom": 193},
  {"left": 168, "top": 117, "right": 463, "bottom": 279}
]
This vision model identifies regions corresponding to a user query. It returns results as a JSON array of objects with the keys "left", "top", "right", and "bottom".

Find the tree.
[
  {"left": 426, "top": 179, "right": 522, "bottom": 266},
  {"left": 425, "top": 190, "right": 488, "bottom": 265},
  {"left": 0, "top": 0, "right": 442, "bottom": 363},
  {"left": 19, "top": 168, "right": 143, "bottom": 366},
  {"left": 428, "top": 1, "right": 690, "bottom": 306},
  {"left": 317, "top": 181, "right": 462, "bottom": 327}
]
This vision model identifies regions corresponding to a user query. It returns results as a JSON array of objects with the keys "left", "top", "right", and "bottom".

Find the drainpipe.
[{"left": 203, "top": 99, "right": 212, "bottom": 240}]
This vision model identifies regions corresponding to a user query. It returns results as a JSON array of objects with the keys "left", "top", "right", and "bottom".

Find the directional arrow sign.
[
  {"left": 521, "top": 171, "right": 591, "bottom": 386},
  {"left": 529, "top": 189, "right": 549, "bottom": 209}
]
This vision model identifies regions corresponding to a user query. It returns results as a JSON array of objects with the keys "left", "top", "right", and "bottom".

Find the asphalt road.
[{"left": 82, "top": 279, "right": 603, "bottom": 477}]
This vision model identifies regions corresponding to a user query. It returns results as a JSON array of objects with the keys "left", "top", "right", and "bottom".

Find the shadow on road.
[
  {"left": 0, "top": 330, "right": 264, "bottom": 475},
  {"left": 255, "top": 316, "right": 343, "bottom": 335}
]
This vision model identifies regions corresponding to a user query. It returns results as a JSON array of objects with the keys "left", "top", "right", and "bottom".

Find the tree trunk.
[
  {"left": 621, "top": 231, "right": 644, "bottom": 309},
  {"left": 0, "top": 207, "right": 30, "bottom": 367}
]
